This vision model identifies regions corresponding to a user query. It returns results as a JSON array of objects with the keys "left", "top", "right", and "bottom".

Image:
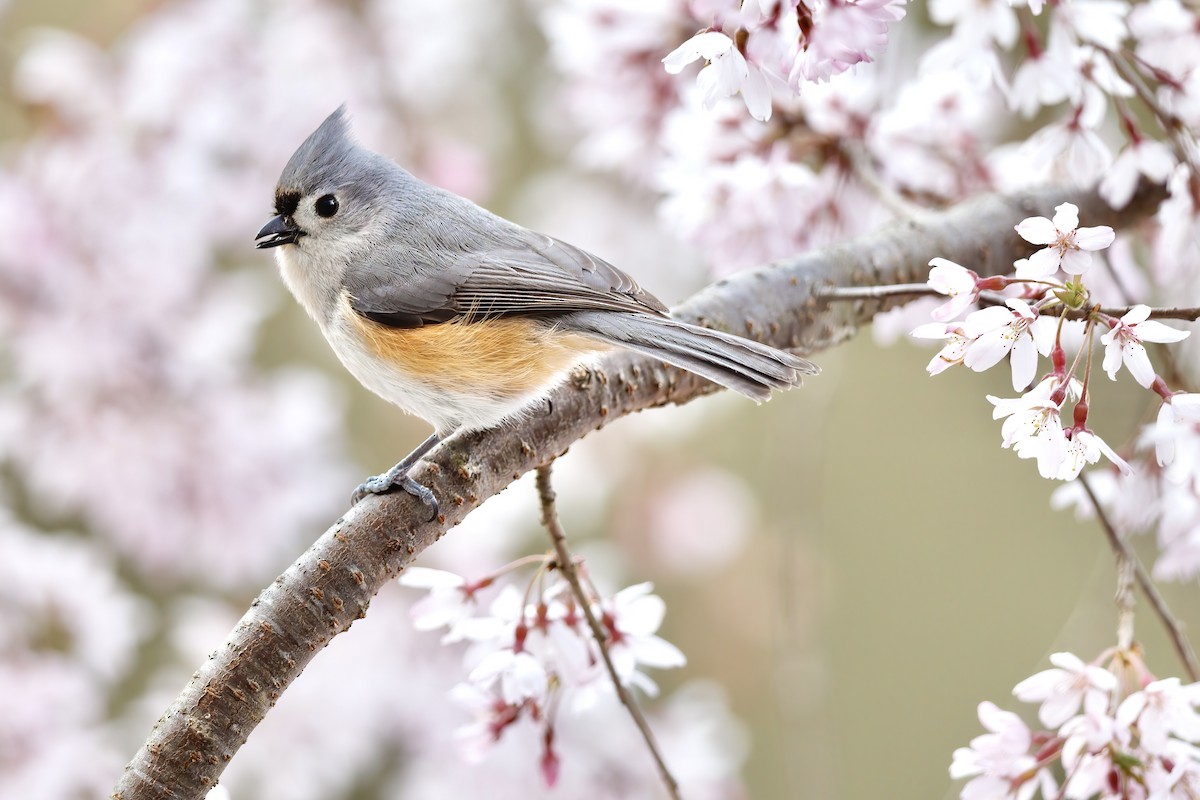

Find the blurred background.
[{"left": 0, "top": 1, "right": 1193, "bottom": 798}]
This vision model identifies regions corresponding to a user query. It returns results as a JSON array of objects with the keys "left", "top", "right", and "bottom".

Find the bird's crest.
[{"left": 277, "top": 105, "right": 357, "bottom": 197}]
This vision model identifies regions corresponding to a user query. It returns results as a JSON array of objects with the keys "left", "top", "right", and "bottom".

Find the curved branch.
[{"left": 111, "top": 182, "right": 1166, "bottom": 799}]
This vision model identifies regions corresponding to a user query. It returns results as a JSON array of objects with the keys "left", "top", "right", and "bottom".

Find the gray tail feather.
[{"left": 564, "top": 311, "right": 819, "bottom": 402}]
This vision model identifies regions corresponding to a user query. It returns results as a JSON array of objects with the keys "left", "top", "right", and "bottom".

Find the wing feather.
[{"left": 345, "top": 232, "right": 669, "bottom": 328}]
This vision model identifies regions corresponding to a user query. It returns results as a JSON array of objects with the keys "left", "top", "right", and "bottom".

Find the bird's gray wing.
[{"left": 345, "top": 233, "right": 669, "bottom": 328}]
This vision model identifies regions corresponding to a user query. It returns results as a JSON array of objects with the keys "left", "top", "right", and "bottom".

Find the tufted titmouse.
[{"left": 256, "top": 108, "right": 817, "bottom": 513}]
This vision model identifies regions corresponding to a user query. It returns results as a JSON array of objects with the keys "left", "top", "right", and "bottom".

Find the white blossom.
[
  {"left": 1100, "top": 304, "right": 1190, "bottom": 388},
  {"left": 1015, "top": 202, "right": 1116, "bottom": 277}
]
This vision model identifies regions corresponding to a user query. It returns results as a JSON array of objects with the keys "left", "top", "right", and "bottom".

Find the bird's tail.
[{"left": 563, "top": 311, "right": 818, "bottom": 402}]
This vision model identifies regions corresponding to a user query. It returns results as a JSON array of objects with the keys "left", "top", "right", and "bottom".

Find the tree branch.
[
  {"left": 111, "top": 182, "right": 1167, "bottom": 799},
  {"left": 536, "top": 463, "right": 680, "bottom": 799},
  {"left": 1079, "top": 473, "right": 1200, "bottom": 682}
]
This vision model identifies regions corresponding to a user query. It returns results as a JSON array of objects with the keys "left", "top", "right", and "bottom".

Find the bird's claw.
[
  {"left": 399, "top": 475, "right": 440, "bottom": 520},
  {"left": 351, "top": 473, "right": 393, "bottom": 504},
  {"left": 351, "top": 472, "right": 440, "bottom": 521}
]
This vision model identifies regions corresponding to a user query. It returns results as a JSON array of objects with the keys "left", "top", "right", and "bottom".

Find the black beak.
[{"left": 255, "top": 215, "right": 303, "bottom": 249}]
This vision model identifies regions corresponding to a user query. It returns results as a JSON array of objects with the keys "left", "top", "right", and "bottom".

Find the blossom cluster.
[
  {"left": 399, "top": 563, "right": 687, "bottom": 786},
  {"left": 909, "top": 200, "right": 1200, "bottom": 583},
  {"left": 952, "top": 650, "right": 1200, "bottom": 799},
  {"left": 661, "top": 0, "right": 908, "bottom": 121},
  {"left": 545, "top": 0, "right": 1200, "bottom": 287},
  {"left": 911, "top": 202, "right": 1194, "bottom": 482}
]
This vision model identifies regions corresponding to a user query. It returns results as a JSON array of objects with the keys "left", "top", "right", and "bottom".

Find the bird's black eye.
[{"left": 315, "top": 194, "right": 339, "bottom": 218}]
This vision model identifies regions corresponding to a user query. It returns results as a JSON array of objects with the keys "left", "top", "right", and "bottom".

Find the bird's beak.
[{"left": 255, "top": 215, "right": 303, "bottom": 249}]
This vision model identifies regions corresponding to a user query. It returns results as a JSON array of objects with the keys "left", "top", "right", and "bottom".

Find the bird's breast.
[{"left": 328, "top": 294, "right": 607, "bottom": 431}]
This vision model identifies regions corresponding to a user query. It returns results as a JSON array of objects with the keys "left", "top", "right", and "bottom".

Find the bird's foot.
[{"left": 351, "top": 470, "right": 440, "bottom": 520}]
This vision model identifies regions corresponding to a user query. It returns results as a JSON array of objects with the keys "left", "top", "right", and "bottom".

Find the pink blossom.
[
  {"left": 928, "top": 0, "right": 1018, "bottom": 48},
  {"left": 1100, "top": 139, "right": 1176, "bottom": 209},
  {"left": 399, "top": 568, "right": 483, "bottom": 635},
  {"left": 927, "top": 258, "right": 981, "bottom": 321},
  {"left": 1006, "top": 26, "right": 1077, "bottom": 118},
  {"left": 1057, "top": 430, "right": 1132, "bottom": 481},
  {"left": 789, "top": 0, "right": 908, "bottom": 85},
  {"left": 949, "top": 701, "right": 1057, "bottom": 800},
  {"left": 1054, "top": 0, "right": 1131, "bottom": 51},
  {"left": 1128, "top": 0, "right": 1200, "bottom": 76},
  {"left": 962, "top": 299, "right": 1055, "bottom": 390},
  {"left": 1021, "top": 110, "right": 1114, "bottom": 184},
  {"left": 1154, "top": 393, "right": 1200, "bottom": 467},
  {"left": 1012, "top": 652, "right": 1117, "bottom": 728},
  {"left": 988, "top": 376, "right": 1076, "bottom": 479},
  {"left": 1100, "top": 304, "right": 1190, "bottom": 388},
  {"left": 1116, "top": 678, "right": 1200, "bottom": 756},
  {"left": 601, "top": 583, "right": 687, "bottom": 696},
  {"left": 1015, "top": 202, "right": 1116, "bottom": 277},
  {"left": 663, "top": 31, "right": 773, "bottom": 121},
  {"left": 912, "top": 322, "right": 971, "bottom": 375}
]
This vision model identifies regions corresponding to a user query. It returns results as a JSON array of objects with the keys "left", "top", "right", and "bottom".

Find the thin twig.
[
  {"left": 1041, "top": 305, "right": 1200, "bottom": 322},
  {"left": 534, "top": 463, "right": 681, "bottom": 800},
  {"left": 817, "top": 284, "right": 1200, "bottom": 322},
  {"left": 841, "top": 145, "right": 928, "bottom": 220},
  {"left": 1079, "top": 473, "right": 1200, "bottom": 681},
  {"left": 1116, "top": 554, "right": 1136, "bottom": 652},
  {"left": 1105, "top": 48, "right": 1200, "bottom": 179},
  {"left": 815, "top": 283, "right": 935, "bottom": 301}
]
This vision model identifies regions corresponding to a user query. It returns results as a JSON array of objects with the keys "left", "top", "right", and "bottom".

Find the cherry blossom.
[
  {"left": 1054, "top": 0, "right": 1131, "bottom": 52},
  {"left": 400, "top": 567, "right": 480, "bottom": 633},
  {"left": 1057, "top": 429, "right": 1132, "bottom": 480},
  {"left": 950, "top": 701, "right": 1056, "bottom": 800},
  {"left": 662, "top": 31, "right": 772, "bottom": 121},
  {"left": 1100, "top": 305, "right": 1190, "bottom": 387},
  {"left": 962, "top": 299, "right": 1055, "bottom": 390},
  {"left": 1100, "top": 139, "right": 1176, "bottom": 209},
  {"left": 927, "top": 258, "right": 981, "bottom": 321},
  {"left": 1127, "top": 0, "right": 1200, "bottom": 76},
  {"left": 1021, "top": 108, "right": 1114, "bottom": 185},
  {"left": 1116, "top": 678, "right": 1200, "bottom": 755},
  {"left": 954, "top": 651, "right": 1200, "bottom": 800},
  {"left": 988, "top": 377, "right": 1073, "bottom": 479},
  {"left": 927, "top": 0, "right": 1018, "bottom": 49},
  {"left": 598, "top": 582, "right": 687, "bottom": 696},
  {"left": 1015, "top": 202, "right": 1116, "bottom": 277},
  {"left": 1012, "top": 652, "right": 1117, "bottom": 728},
  {"left": 1153, "top": 393, "right": 1200, "bottom": 467},
  {"left": 911, "top": 322, "right": 970, "bottom": 375},
  {"left": 1006, "top": 26, "right": 1077, "bottom": 118},
  {"left": 789, "top": 0, "right": 908, "bottom": 85},
  {"left": 397, "top": 564, "right": 687, "bottom": 778}
]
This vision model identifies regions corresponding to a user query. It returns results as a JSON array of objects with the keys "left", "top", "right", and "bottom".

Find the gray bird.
[{"left": 256, "top": 108, "right": 817, "bottom": 514}]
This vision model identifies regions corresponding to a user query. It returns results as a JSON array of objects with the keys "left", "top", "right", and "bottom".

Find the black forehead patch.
[{"left": 274, "top": 190, "right": 301, "bottom": 218}]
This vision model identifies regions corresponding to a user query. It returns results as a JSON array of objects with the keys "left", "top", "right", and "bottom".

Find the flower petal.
[
  {"left": 1011, "top": 334, "right": 1038, "bottom": 390},
  {"left": 1027, "top": 247, "right": 1062, "bottom": 276},
  {"left": 662, "top": 31, "right": 735, "bottom": 73},
  {"left": 1134, "top": 320, "right": 1189, "bottom": 344},
  {"left": 1121, "top": 304, "right": 1151, "bottom": 325},
  {"left": 1052, "top": 202, "right": 1080, "bottom": 233},
  {"left": 1059, "top": 248, "right": 1093, "bottom": 276},
  {"left": 1123, "top": 341, "right": 1156, "bottom": 387},
  {"left": 1016, "top": 216, "right": 1058, "bottom": 244},
  {"left": 1073, "top": 225, "right": 1115, "bottom": 251},
  {"left": 741, "top": 64, "right": 772, "bottom": 121}
]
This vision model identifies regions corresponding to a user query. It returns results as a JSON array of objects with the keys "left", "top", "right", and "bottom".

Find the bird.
[{"left": 256, "top": 107, "right": 817, "bottom": 515}]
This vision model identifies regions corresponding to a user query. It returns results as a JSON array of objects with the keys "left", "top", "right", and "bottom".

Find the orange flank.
[{"left": 347, "top": 300, "right": 607, "bottom": 400}]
